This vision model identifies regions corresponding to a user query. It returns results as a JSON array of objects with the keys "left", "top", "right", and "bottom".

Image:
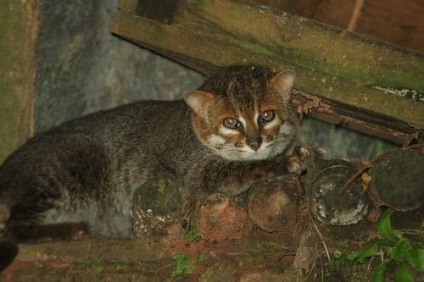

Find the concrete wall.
[{"left": 35, "top": 0, "right": 203, "bottom": 132}]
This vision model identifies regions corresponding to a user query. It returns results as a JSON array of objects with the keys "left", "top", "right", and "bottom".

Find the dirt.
[
  {"left": 0, "top": 214, "right": 368, "bottom": 281},
  {"left": 1, "top": 233, "right": 300, "bottom": 281},
  {"left": 3, "top": 208, "right": 424, "bottom": 281}
]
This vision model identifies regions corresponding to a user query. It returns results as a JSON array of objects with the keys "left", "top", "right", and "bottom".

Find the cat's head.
[{"left": 185, "top": 65, "right": 296, "bottom": 161}]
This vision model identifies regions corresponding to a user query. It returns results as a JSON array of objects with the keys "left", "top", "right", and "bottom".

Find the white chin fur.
[
  {"left": 214, "top": 143, "right": 282, "bottom": 161},
  {"left": 206, "top": 122, "right": 295, "bottom": 161}
]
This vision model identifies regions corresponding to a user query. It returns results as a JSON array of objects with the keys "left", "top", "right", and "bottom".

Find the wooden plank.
[
  {"left": 247, "top": 0, "right": 356, "bottom": 29},
  {"left": 0, "top": 0, "right": 38, "bottom": 163},
  {"left": 135, "top": 0, "right": 180, "bottom": 24},
  {"left": 117, "top": 0, "right": 139, "bottom": 11},
  {"left": 112, "top": 0, "right": 424, "bottom": 143},
  {"left": 247, "top": 0, "right": 424, "bottom": 54},
  {"left": 355, "top": 0, "right": 424, "bottom": 54}
]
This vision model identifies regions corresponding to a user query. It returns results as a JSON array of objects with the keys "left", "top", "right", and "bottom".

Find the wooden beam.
[
  {"left": 135, "top": 0, "right": 179, "bottom": 24},
  {"left": 112, "top": 0, "right": 424, "bottom": 144},
  {"left": 354, "top": 0, "right": 424, "bottom": 54},
  {"left": 0, "top": 0, "right": 38, "bottom": 163}
]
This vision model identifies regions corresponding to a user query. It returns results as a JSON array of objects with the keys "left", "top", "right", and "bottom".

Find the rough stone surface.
[{"left": 35, "top": 0, "right": 204, "bottom": 132}]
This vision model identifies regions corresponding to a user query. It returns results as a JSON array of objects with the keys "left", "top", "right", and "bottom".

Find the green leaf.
[
  {"left": 115, "top": 263, "right": 130, "bottom": 271},
  {"left": 333, "top": 249, "right": 343, "bottom": 259},
  {"left": 373, "top": 261, "right": 387, "bottom": 282},
  {"left": 394, "top": 263, "right": 414, "bottom": 282},
  {"left": 93, "top": 262, "right": 106, "bottom": 273},
  {"left": 377, "top": 209, "right": 398, "bottom": 242},
  {"left": 187, "top": 230, "right": 202, "bottom": 242},
  {"left": 408, "top": 248, "right": 424, "bottom": 271},
  {"left": 388, "top": 238, "right": 411, "bottom": 262},
  {"left": 346, "top": 250, "right": 359, "bottom": 261},
  {"left": 356, "top": 241, "right": 378, "bottom": 263}
]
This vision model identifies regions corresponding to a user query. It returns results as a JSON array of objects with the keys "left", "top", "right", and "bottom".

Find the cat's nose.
[{"left": 247, "top": 137, "right": 262, "bottom": 151}]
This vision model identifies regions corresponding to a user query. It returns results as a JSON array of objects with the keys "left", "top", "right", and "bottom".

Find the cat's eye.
[
  {"left": 223, "top": 118, "right": 242, "bottom": 129},
  {"left": 259, "top": 111, "right": 275, "bottom": 124}
]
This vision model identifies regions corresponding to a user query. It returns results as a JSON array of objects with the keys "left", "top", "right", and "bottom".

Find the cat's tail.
[
  {"left": 0, "top": 203, "right": 17, "bottom": 273},
  {"left": 0, "top": 241, "right": 18, "bottom": 273}
]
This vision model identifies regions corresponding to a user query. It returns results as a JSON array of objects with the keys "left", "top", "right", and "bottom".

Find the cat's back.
[
  {"left": 0, "top": 99, "right": 192, "bottom": 193},
  {"left": 13, "top": 99, "right": 192, "bottom": 159},
  {"left": 0, "top": 99, "right": 193, "bottom": 238},
  {"left": 47, "top": 99, "right": 188, "bottom": 137},
  {"left": 0, "top": 100, "right": 187, "bottom": 167}
]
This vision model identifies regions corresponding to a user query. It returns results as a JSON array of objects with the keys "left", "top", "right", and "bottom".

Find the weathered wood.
[
  {"left": 136, "top": 0, "right": 180, "bottom": 24},
  {"left": 247, "top": 178, "right": 301, "bottom": 232},
  {"left": 305, "top": 159, "right": 368, "bottom": 225},
  {"left": 355, "top": 0, "right": 424, "bottom": 54},
  {"left": 246, "top": 0, "right": 424, "bottom": 55},
  {"left": 369, "top": 147, "right": 424, "bottom": 211},
  {"left": 112, "top": 0, "right": 424, "bottom": 144},
  {"left": 248, "top": 0, "right": 357, "bottom": 29},
  {"left": 0, "top": 0, "right": 38, "bottom": 163},
  {"left": 16, "top": 239, "right": 164, "bottom": 263}
]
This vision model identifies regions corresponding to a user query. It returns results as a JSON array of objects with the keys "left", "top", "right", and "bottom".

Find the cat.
[{"left": 0, "top": 65, "right": 309, "bottom": 242}]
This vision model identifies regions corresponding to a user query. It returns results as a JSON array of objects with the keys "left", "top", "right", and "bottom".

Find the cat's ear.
[
  {"left": 184, "top": 91, "right": 214, "bottom": 118},
  {"left": 271, "top": 70, "right": 296, "bottom": 102}
]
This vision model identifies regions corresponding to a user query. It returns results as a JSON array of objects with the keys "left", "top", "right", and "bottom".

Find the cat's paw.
[
  {"left": 286, "top": 146, "right": 326, "bottom": 173},
  {"left": 0, "top": 204, "right": 10, "bottom": 231}
]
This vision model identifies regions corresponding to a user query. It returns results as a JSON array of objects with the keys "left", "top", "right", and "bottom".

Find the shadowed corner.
[{"left": 0, "top": 241, "right": 18, "bottom": 273}]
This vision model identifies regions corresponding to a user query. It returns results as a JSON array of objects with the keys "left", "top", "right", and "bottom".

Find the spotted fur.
[
  {"left": 185, "top": 65, "right": 296, "bottom": 161},
  {"left": 0, "top": 65, "right": 298, "bottom": 244}
]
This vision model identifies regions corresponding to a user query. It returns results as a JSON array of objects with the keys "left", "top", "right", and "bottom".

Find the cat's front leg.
[
  {"left": 191, "top": 146, "right": 325, "bottom": 198},
  {"left": 286, "top": 146, "right": 326, "bottom": 173},
  {"left": 0, "top": 203, "right": 10, "bottom": 240}
]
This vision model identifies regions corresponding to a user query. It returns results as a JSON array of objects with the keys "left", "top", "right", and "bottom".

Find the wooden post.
[{"left": 0, "top": 0, "right": 38, "bottom": 163}]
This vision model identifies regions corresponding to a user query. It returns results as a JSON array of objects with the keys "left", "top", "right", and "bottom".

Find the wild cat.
[{"left": 0, "top": 65, "right": 314, "bottom": 241}]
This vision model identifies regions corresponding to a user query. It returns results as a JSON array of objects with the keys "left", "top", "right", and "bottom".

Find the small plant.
[
  {"left": 186, "top": 229, "right": 202, "bottom": 242},
  {"left": 334, "top": 209, "right": 424, "bottom": 281},
  {"left": 115, "top": 263, "right": 130, "bottom": 271},
  {"left": 171, "top": 253, "right": 196, "bottom": 277},
  {"left": 92, "top": 261, "right": 107, "bottom": 273},
  {"left": 170, "top": 252, "right": 210, "bottom": 277}
]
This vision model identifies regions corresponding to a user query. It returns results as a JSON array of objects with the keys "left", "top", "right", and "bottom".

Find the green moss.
[{"left": 171, "top": 253, "right": 196, "bottom": 277}]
